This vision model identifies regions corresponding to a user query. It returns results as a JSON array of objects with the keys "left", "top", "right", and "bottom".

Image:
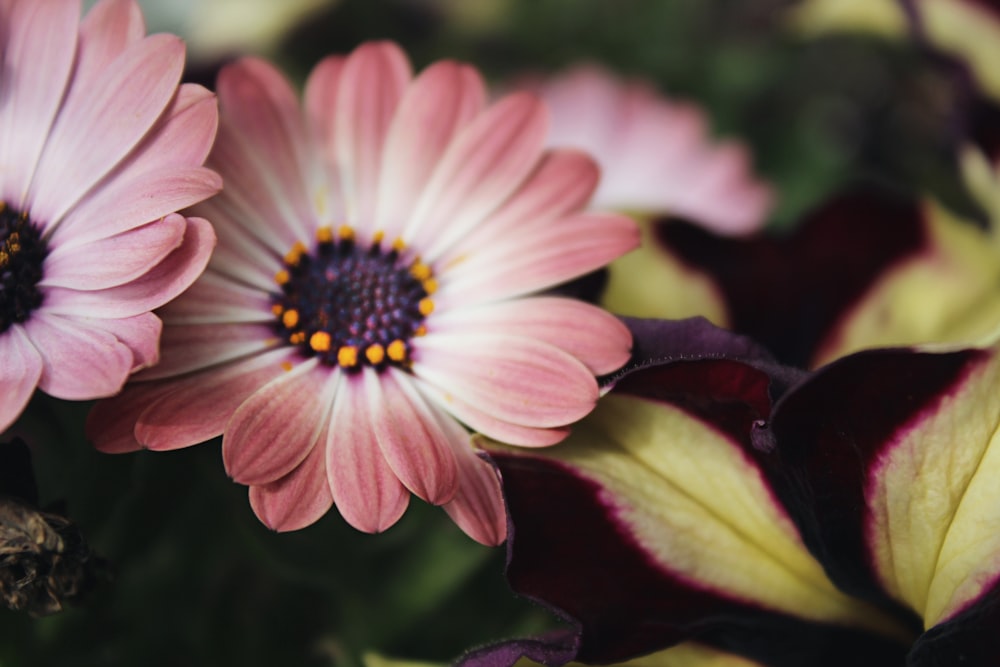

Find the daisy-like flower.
[
  {"left": 0, "top": 0, "right": 220, "bottom": 434},
  {"left": 87, "top": 42, "right": 639, "bottom": 545},
  {"left": 525, "top": 64, "right": 773, "bottom": 235}
]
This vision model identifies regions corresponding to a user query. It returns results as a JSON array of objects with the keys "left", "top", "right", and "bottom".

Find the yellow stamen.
[
  {"left": 372, "top": 230, "right": 385, "bottom": 245},
  {"left": 316, "top": 226, "right": 334, "bottom": 244},
  {"left": 281, "top": 361, "right": 294, "bottom": 372},
  {"left": 365, "top": 344, "right": 386, "bottom": 365},
  {"left": 310, "top": 331, "right": 332, "bottom": 352},
  {"left": 422, "top": 278, "right": 438, "bottom": 295},
  {"left": 338, "top": 225, "right": 355, "bottom": 242},
  {"left": 392, "top": 237, "right": 406, "bottom": 252},
  {"left": 282, "top": 309, "right": 300, "bottom": 329},
  {"left": 271, "top": 304, "right": 284, "bottom": 316},
  {"left": 387, "top": 339, "right": 407, "bottom": 362},
  {"left": 275, "top": 269, "right": 290, "bottom": 286},
  {"left": 337, "top": 345, "right": 359, "bottom": 367},
  {"left": 418, "top": 298, "right": 435, "bottom": 316},
  {"left": 290, "top": 332, "right": 306, "bottom": 345},
  {"left": 410, "top": 261, "right": 432, "bottom": 281},
  {"left": 284, "top": 241, "right": 307, "bottom": 266}
]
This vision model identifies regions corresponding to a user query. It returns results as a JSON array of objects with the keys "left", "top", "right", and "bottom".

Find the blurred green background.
[{"left": 1, "top": 1, "right": 979, "bottom": 665}]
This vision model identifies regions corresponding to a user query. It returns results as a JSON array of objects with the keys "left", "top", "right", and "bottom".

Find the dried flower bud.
[{"left": 0, "top": 439, "right": 108, "bottom": 616}]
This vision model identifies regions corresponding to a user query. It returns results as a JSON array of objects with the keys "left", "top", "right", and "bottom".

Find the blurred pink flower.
[
  {"left": 0, "top": 0, "right": 220, "bottom": 433},
  {"left": 527, "top": 65, "right": 773, "bottom": 235},
  {"left": 87, "top": 42, "right": 638, "bottom": 545}
]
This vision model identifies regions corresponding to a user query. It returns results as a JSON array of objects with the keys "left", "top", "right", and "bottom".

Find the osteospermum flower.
[
  {"left": 87, "top": 42, "right": 638, "bottom": 545},
  {"left": 0, "top": 0, "right": 220, "bottom": 434},
  {"left": 525, "top": 64, "right": 773, "bottom": 235}
]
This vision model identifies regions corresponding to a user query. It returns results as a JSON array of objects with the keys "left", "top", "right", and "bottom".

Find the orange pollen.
[
  {"left": 387, "top": 339, "right": 407, "bottom": 362},
  {"left": 271, "top": 304, "right": 284, "bottom": 316},
  {"left": 316, "top": 226, "right": 333, "bottom": 243},
  {"left": 309, "top": 331, "right": 331, "bottom": 352},
  {"left": 281, "top": 309, "right": 300, "bottom": 329},
  {"left": 418, "top": 298, "right": 435, "bottom": 316},
  {"left": 290, "top": 332, "right": 306, "bottom": 345},
  {"left": 365, "top": 344, "right": 386, "bottom": 365},
  {"left": 415, "top": 325, "right": 427, "bottom": 337},
  {"left": 372, "top": 230, "right": 385, "bottom": 245},
  {"left": 284, "top": 241, "right": 307, "bottom": 265},
  {"left": 338, "top": 224, "right": 354, "bottom": 241},
  {"left": 281, "top": 361, "right": 294, "bottom": 372},
  {"left": 337, "top": 345, "right": 359, "bottom": 368},
  {"left": 410, "top": 262, "right": 432, "bottom": 281},
  {"left": 275, "top": 269, "right": 290, "bottom": 286},
  {"left": 422, "top": 278, "right": 438, "bottom": 294},
  {"left": 392, "top": 237, "right": 406, "bottom": 252}
]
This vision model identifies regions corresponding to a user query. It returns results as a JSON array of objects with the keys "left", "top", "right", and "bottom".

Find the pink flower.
[
  {"left": 0, "top": 0, "right": 220, "bottom": 434},
  {"left": 526, "top": 64, "right": 773, "bottom": 235},
  {"left": 87, "top": 42, "right": 638, "bottom": 545}
]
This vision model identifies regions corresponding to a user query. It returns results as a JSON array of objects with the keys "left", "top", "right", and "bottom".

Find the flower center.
[
  {"left": 272, "top": 226, "right": 436, "bottom": 371},
  {"left": 0, "top": 203, "right": 47, "bottom": 334}
]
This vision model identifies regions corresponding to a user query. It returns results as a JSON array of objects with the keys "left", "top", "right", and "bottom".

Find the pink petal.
[
  {"left": 88, "top": 350, "right": 283, "bottom": 454},
  {"left": 374, "top": 60, "right": 486, "bottom": 239},
  {"left": 336, "top": 41, "right": 412, "bottom": 234},
  {"left": 192, "top": 197, "right": 283, "bottom": 292},
  {"left": 431, "top": 297, "right": 631, "bottom": 375},
  {"left": 412, "top": 333, "right": 598, "bottom": 429},
  {"left": 249, "top": 434, "right": 333, "bottom": 532},
  {"left": 0, "top": 0, "right": 80, "bottom": 208},
  {"left": 138, "top": 322, "right": 279, "bottom": 380},
  {"left": 436, "top": 149, "right": 600, "bottom": 269},
  {"left": 54, "top": 165, "right": 222, "bottom": 246},
  {"left": 28, "top": 33, "right": 185, "bottom": 227},
  {"left": 127, "top": 83, "right": 219, "bottom": 173},
  {"left": 215, "top": 58, "right": 317, "bottom": 249},
  {"left": 201, "top": 120, "right": 309, "bottom": 257},
  {"left": 412, "top": 374, "right": 571, "bottom": 448},
  {"left": 532, "top": 65, "right": 773, "bottom": 234},
  {"left": 87, "top": 378, "right": 174, "bottom": 453},
  {"left": 304, "top": 55, "right": 345, "bottom": 161},
  {"left": 131, "top": 347, "right": 297, "bottom": 451},
  {"left": 326, "top": 372, "right": 410, "bottom": 533},
  {"left": 42, "top": 215, "right": 216, "bottom": 319},
  {"left": 438, "top": 211, "right": 639, "bottom": 307},
  {"left": 409, "top": 397, "right": 506, "bottom": 545},
  {"left": 223, "top": 358, "right": 333, "bottom": 486},
  {"left": 365, "top": 368, "right": 459, "bottom": 505},
  {"left": 22, "top": 312, "right": 133, "bottom": 400},
  {"left": 57, "top": 83, "right": 220, "bottom": 242},
  {"left": 157, "top": 270, "right": 274, "bottom": 325},
  {"left": 75, "top": 0, "right": 145, "bottom": 88},
  {"left": 0, "top": 325, "right": 44, "bottom": 433},
  {"left": 404, "top": 92, "right": 549, "bottom": 262},
  {"left": 80, "top": 311, "right": 162, "bottom": 372},
  {"left": 41, "top": 214, "right": 187, "bottom": 290},
  {"left": 303, "top": 55, "right": 348, "bottom": 227},
  {"left": 443, "top": 435, "right": 507, "bottom": 546},
  {"left": 658, "top": 142, "right": 774, "bottom": 235}
]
